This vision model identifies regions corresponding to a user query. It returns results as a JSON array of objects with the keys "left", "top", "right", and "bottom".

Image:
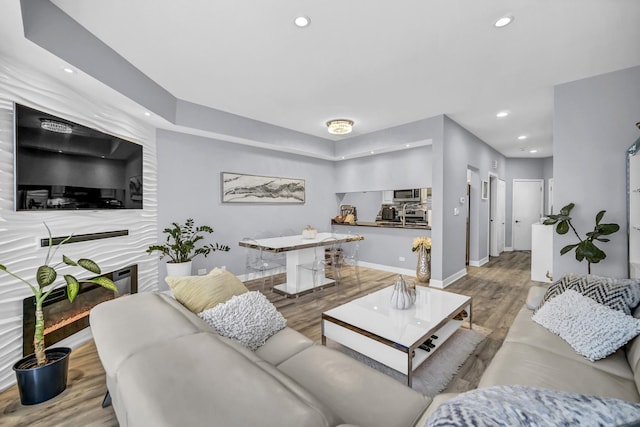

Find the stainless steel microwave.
[{"left": 393, "top": 188, "right": 421, "bottom": 203}]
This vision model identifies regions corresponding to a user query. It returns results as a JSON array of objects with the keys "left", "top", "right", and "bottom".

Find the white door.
[
  {"left": 512, "top": 179, "right": 544, "bottom": 250},
  {"left": 490, "top": 177, "right": 506, "bottom": 256}
]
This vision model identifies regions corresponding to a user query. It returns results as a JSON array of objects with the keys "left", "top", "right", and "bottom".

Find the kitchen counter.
[{"left": 333, "top": 221, "right": 431, "bottom": 230}]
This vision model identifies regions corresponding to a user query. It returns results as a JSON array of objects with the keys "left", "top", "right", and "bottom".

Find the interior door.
[{"left": 512, "top": 179, "right": 543, "bottom": 251}]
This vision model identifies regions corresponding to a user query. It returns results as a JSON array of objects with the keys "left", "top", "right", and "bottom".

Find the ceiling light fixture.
[
  {"left": 496, "top": 111, "right": 509, "bottom": 118},
  {"left": 494, "top": 14, "right": 514, "bottom": 28},
  {"left": 294, "top": 16, "right": 311, "bottom": 28},
  {"left": 327, "top": 119, "right": 354, "bottom": 135},
  {"left": 517, "top": 135, "right": 527, "bottom": 140},
  {"left": 40, "top": 119, "right": 73, "bottom": 134},
  {"left": 62, "top": 67, "right": 74, "bottom": 74},
  {"left": 529, "top": 149, "right": 538, "bottom": 154}
]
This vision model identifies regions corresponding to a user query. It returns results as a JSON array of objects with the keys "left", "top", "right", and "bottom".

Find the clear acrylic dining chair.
[
  {"left": 296, "top": 236, "right": 341, "bottom": 300},
  {"left": 337, "top": 239, "right": 361, "bottom": 291},
  {"left": 242, "top": 237, "right": 284, "bottom": 293}
]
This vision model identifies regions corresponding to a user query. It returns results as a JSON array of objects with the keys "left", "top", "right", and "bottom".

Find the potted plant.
[
  {"left": 543, "top": 202, "right": 620, "bottom": 274},
  {"left": 147, "top": 218, "right": 230, "bottom": 276},
  {"left": 0, "top": 224, "right": 117, "bottom": 405}
]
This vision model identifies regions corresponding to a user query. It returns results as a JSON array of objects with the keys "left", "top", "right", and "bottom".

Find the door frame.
[
  {"left": 489, "top": 173, "right": 506, "bottom": 257},
  {"left": 511, "top": 178, "right": 544, "bottom": 250}
]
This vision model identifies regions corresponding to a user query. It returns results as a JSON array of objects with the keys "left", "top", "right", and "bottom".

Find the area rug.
[{"left": 327, "top": 325, "right": 491, "bottom": 397}]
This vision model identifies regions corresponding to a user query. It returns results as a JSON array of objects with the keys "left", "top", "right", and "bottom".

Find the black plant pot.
[{"left": 13, "top": 347, "right": 71, "bottom": 405}]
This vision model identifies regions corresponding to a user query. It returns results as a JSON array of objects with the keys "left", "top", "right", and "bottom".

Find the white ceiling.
[{"left": 4, "top": 1, "right": 640, "bottom": 158}]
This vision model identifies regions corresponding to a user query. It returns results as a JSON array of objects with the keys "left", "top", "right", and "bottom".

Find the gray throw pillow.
[
  {"left": 425, "top": 385, "right": 640, "bottom": 427},
  {"left": 539, "top": 273, "right": 640, "bottom": 315},
  {"left": 198, "top": 291, "right": 286, "bottom": 350}
]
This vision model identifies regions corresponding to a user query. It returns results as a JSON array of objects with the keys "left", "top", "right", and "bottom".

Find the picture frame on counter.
[{"left": 221, "top": 172, "right": 305, "bottom": 204}]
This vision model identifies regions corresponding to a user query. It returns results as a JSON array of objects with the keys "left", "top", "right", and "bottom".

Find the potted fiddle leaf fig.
[
  {"left": 146, "top": 218, "right": 230, "bottom": 276},
  {"left": 0, "top": 223, "right": 118, "bottom": 405},
  {"left": 543, "top": 202, "right": 620, "bottom": 274}
]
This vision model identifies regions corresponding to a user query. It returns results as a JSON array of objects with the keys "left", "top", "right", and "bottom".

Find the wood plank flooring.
[{"left": 0, "top": 251, "right": 535, "bottom": 426}]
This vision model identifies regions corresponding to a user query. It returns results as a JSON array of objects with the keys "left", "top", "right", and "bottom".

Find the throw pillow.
[
  {"left": 198, "top": 291, "right": 286, "bottom": 350},
  {"left": 538, "top": 273, "right": 640, "bottom": 315},
  {"left": 532, "top": 289, "right": 640, "bottom": 361},
  {"left": 166, "top": 268, "right": 248, "bottom": 313},
  {"left": 425, "top": 385, "right": 640, "bottom": 427}
]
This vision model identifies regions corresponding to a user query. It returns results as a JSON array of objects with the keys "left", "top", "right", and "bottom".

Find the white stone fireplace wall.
[{"left": 0, "top": 57, "right": 158, "bottom": 392}]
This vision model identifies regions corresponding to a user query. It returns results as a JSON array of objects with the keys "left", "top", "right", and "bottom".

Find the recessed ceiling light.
[
  {"left": 62, "top": 67, "right": 74, "bottom": 74},
  {"left": 529, "top": 149, "right": 538, "bottom": 154},
  {"left": 405, "top": 144, "right": 411, "bottom": 148},
  {"left": 496, "top": 111, "right": 509, "bottom": 118},
  {"left": 370, "top": 151, "right": 375, "bottom": 154},
  {"left": 294, "top": 16, "right": 311, "bottom": 28},
  {"left": 144, "top": 111, "right": 151, "bottom": 117},
  {"left": 517, "top": 135, "right": 527, "bottom": 140},
  {"left": 494, "top": 14, "right": 514, "bottom": 28}
]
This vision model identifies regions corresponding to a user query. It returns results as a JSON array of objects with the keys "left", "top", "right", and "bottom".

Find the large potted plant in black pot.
[
  {"left": 147, "top": 218, "right": 230, "bottom": 276},
  {"left": 0, "top": 224, "right": 117, "bottom": 405}
]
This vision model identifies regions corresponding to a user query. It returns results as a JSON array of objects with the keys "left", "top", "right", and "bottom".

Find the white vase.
[{"left": 166, "top": 261, "right": 192, "bottom": 277}]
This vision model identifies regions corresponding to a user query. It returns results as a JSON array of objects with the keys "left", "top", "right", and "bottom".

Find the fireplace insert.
[{"left": 22, "top": 264, "right": 138, "bottom": 356}]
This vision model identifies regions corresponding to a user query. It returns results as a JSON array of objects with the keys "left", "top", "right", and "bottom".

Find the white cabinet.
[
  {"left": 382, "top": 190, "right": 394, "bottom": 204},
  {"left": 531, "top": 223, "right": 553, "bottom": 283},
  {"left": 629, "top": 149, "right": 640, "bottom": 278}
]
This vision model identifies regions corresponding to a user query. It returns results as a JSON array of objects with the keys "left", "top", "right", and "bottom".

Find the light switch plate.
[{"left": 454, "top": 207, "right": 460, "bottom": 216}]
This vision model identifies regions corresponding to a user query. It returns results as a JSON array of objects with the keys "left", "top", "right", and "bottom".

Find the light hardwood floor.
[{"left": 0, "top": 251, "right": 535, "bottom": 427}]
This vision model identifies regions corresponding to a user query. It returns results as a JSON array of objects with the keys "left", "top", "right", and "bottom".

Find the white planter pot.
[{"left": 166, "top": 261, "right": 192, "bottom": 277}]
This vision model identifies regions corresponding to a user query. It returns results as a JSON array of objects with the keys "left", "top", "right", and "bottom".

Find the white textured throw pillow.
[
  {"left": 198, "top": 291, "right": 286, "bottom": 350},
  {"left": 532, "top": 289, "right": 640, "bottom": 361}
]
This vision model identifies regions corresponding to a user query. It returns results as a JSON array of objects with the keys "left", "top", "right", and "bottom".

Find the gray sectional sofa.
[
  {"left": 91, "top": 276, "right": 640, "bottom": 426},
  {"left": 425, "top": 283, "right": 640, "bottom": 421},
  {"left": 90, "top": 292, "right": 431, "bottom": 427}
]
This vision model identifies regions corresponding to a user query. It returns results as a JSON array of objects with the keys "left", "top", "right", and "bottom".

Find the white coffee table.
[{"left": 321, "top": 285, "right": 472, "bottom": 387}]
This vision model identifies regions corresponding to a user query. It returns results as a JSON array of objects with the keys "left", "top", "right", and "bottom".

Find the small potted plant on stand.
[
  {"left": 0, "top": 224, "right": 117, "bottom": 405},
  {"left": 147, "top": 218, "right": 230, "bottom": 276}
]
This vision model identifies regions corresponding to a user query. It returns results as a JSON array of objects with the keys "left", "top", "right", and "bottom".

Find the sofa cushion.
[
  {"left": 255, "top": 327, "right": 314, "bottom": 365},
  {"left": 506, "top": 305, "right": 634, "bottom": 380},
  {"left": 198, "top": 291, "right": 286, "bottom": 350},
  {"left": 478, "top": 341, "right": 640, "bottom": 402},
  {"left": 166, "top": 268, "right": 248, "bottom": 313},
  {"left": 278, "top": 345, "right": 430, "bottom": 427},
  {"left": 526, "top": 285, "right": 547, "bottom": 310},
  {"left": 115, "top": 332, "right": 336, "bottom": 427},
  {"left": 425, "top": 385, "right": 640, "bottom": 427},
  {"left": 532, "top": 290, "right": 640, "bottom": 361},
  {"left": 90, "top": 292, "right": 215, "bottom": 375},
  {"left": 539, "top": 273, "right": 640, "bottom": 315}
]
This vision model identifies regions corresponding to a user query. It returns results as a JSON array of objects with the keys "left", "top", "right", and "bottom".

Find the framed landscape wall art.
[{"left": 221, "top": 172, "right": 305, "bottom": 204}]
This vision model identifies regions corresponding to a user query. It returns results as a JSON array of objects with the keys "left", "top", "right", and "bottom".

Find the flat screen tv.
[{"left": 14, "top": 103, "right": 143, "bottom": 211}]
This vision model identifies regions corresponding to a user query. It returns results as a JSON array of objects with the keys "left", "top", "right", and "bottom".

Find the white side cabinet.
[{"left": 531, "top": 223, "right": 553, "bottom": 283}]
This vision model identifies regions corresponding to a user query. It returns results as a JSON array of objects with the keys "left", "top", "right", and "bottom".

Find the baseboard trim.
[
  {"left": 358, "top": 261, "right": 415, "bottom": 277},
  {"left": 504, "top": 247, "right": 514, "bottom": 252},
  {"left": 430, "top": 268, "right": 467, "bottom": 289},
  {"left": 468, "top": 257, "right": 489, "bottom": 267},
  {"left": 236, "top": 267, "right": 286, "bottom": 283}
]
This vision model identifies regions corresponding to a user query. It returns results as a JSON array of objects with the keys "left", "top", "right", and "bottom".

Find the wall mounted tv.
[{"left": 14, "top": 103, "right": 143, "bottom": 211}]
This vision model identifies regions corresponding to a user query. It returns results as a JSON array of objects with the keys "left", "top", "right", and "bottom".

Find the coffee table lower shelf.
[{"left": 322, "top": 316, "right": 466, "bottom": 386}]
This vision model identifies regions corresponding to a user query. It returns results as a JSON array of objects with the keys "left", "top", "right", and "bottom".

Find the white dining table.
[{"left": 238, "top": 232, "right": 364, "bottom": 298}]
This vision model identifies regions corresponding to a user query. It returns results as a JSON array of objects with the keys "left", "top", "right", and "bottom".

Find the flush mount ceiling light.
[
  {"left": 494, "top": 14, "right": 514, "bottom": 28},
  {"left": 517, "top": 135, "right": 527, "bottom": 140},
  {"left": 40, "top": 119, "right": 73, "bottom": 134},
  {"left": 327, "top": 119, "right": 354, "bottom": 135},
  {"left": 294, "top": 16, "right": 311, "bottom": 28},
  {"left": 496, "top": 111, "right": 509, "bottom": 118},
  {"left": 529, "top": 149, "right": 538, "bottom": 154}
]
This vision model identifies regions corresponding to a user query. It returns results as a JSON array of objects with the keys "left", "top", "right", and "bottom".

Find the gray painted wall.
[
  {"left": 554, "top": 65, "right": 640, "bottom": 278},
  {"left": 504, "top": 158, "right": 547, "bottom": 247},
  {"left": 156, "top": 130, "right": 336, "bottom": 287},
  {"left": 439, "top": 116, "right": 507, "bottom": 281}
]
